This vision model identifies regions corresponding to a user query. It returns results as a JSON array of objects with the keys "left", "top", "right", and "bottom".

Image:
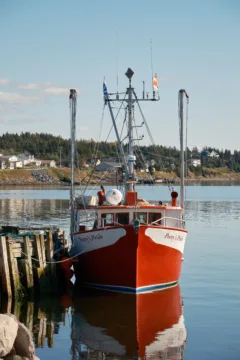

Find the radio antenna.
[
  {"left": 150, "top": 38, "right": 154, "bottom": 90},
  {"left": 116, "top": 30, "right": 119, "bottom": 94}
]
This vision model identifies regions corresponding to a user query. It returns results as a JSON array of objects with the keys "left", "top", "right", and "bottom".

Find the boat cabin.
[
  {"left": 76, "top": 190, "right": 184, "bottom": 231},
  {"left": 96, "top": 205, "right": 183, "bottom": 229}
]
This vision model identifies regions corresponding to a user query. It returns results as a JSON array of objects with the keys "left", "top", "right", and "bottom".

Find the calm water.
[{"left": 0, "top": 185, "right": 240, "bottom": 360}]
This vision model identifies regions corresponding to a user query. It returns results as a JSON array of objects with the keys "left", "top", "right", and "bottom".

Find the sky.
[{"left": 0, "top": 0, "right": 240, "bottom": 151}]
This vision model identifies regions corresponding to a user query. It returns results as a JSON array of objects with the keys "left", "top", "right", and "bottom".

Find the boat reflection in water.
[{"left": 71, "top": 284, "right": 187, "bottom": 359}]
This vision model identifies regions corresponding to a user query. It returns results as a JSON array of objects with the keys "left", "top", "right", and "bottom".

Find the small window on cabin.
[
  {"left": 135, "top": 212, "right": 147, "bottom": 224},
  {"left": 149, "top": 213, "right": 162, "bottom": 225},
  {"left": 117, "top": 213, "right": 129, "bottom": 225},
  {"left": 102, "top": 213, "right": 114, "bottom": 226}
]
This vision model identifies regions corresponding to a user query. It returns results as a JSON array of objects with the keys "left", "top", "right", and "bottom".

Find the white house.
[
  {"left": 208, "top": 151, "right": 219, "bottom": 158},
  {"left": 17, "top": 153, "right": 35, "bottom": 166},
  {"left": 190, "top": 159, "right": 201, "bottom": 167},
  {"left": 41, "top": 160, "right": 56, "bottom": 168},
  {"left": 0, "top": 155, "right": 22, "bottom": 169},
  {"left": 32, "top": 159, "right": 41, "bottom": 167}
]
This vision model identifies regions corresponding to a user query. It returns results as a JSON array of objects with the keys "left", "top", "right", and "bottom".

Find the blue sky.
[{"left": 0, "top": 0, "right": 239, "bottom": 151}]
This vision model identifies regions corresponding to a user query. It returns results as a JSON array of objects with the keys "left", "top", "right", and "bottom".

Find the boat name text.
[
  {"left": 164, "top": 233, "right": 184, "bottom": 241},
  {"left": 80, "top": 233, "right": 103, "bottom": 243}
]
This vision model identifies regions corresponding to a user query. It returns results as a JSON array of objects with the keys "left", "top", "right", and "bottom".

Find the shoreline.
[
  {"left": 0, "top": 177, "right": 240, "bottom": 187},
  {"left": 0, "top": 168, "right": 240, "bottom": 186}
]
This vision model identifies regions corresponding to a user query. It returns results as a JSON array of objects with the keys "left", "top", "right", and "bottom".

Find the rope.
[{"left": 20, "top": 249, "right": 84, "bottom": 264}]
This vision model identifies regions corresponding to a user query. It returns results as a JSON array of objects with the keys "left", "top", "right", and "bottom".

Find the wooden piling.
[
  {"left": 0, "top": 231, "right": 67, "bottom": 300},
  {"left": 46, "top": 231, "right": 58, "bottom": 293},
  {"left": 0, "top": 236, "right": 12, "bottom": 298},
  {"left": 6, "top": 238, "right": 23, "bottom": 300},
  {"left": 13, "top": 299, "right": 21, "bottom": 320},
  {"left": 40, "top": 234, "right": 46, "bottom": 269},
  {"left": 23, "top": 236, "right": 34, "bottom": 297},
  {"left": 33, "top": 234, "right": 44, "bottom": 292}
]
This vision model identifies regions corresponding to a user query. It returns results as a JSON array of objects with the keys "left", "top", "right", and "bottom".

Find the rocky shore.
[{"left": 0, "top": 168, "right": 240, "bottom": 186}]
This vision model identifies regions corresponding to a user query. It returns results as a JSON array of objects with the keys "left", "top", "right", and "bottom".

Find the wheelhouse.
[{"left": 95, "top": 205, "right": 183, "bottom": 229}]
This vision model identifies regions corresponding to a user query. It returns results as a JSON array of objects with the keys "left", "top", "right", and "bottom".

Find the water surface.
[{"left": 0, "top": 185, "right": 239, "bottom": 359}]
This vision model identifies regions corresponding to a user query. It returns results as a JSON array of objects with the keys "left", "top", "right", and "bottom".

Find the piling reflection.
[
  {"left": 0, "top": 285, "right": 187, "bottom": 359},
  {"left": 0, "top": 296, "right": 67, "bottom": 350}
]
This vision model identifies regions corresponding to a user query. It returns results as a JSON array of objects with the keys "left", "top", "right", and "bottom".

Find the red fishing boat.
[{"left": 69, "top": 69, "right": 189, "bottom": 294}]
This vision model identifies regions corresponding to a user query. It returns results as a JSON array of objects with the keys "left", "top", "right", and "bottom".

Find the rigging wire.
[
  {"left": 92, "top": 104, "right": 106, "bottom": 162},
  {"left": 104, "top": 95, "right": 127, "bottom": 142}
]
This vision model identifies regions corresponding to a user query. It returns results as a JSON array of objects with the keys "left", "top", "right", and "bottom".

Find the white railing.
[{"left": 151, "top": 216, "right": 185, "bottom": 228}]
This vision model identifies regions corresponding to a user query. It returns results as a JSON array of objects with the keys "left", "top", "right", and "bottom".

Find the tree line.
[{"left": 0, "top": 132, "right": 240, "bottom": 173}]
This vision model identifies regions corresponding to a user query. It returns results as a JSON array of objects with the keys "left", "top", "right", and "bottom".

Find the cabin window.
[
  {"left": 116, "top": 213, "right": 129, "bottom": 225},
  {"left": 101, "top": 213, "right": 114, "bottom": 226},
  {"left": 149, "top": 213, "right": 162, "bottom": 225},
  {"left": 135, "top": 212, "right": 147, "bottom": 224}
]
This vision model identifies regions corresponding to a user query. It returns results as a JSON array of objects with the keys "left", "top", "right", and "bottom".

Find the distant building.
[
  {"left": 208, "top": 150, "right": 219, "bottom": 158},
  {"left": 17, "top": 153, "right": 35, "bottom": 166},
  {"left": 0, "top": 155, "right": 22, "bottom": 169},
  {"left": 201, "top": 150, "right": 219, "bottom": 159},
  {"left": 86, "top": 158, "right": 101, "bottom": 167},
  {"left": 32, "top": 159, "right": 42, "bottom": 167},
  {"left": 95, "top": 161, "right": 122, "bottom": 172},
  {"left": 190, "top": 159, "right": 201, "bottom": 167},
  {"left": 41, "top": 160, "right": 56, "bottom": 168}
]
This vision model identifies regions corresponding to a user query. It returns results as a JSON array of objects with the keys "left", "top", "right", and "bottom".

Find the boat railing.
[{"left": 151, "top": 216, "right": 185, "bottom": 228}]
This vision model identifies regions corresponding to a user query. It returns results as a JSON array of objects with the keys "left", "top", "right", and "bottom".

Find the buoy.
[
  {"left": 64, "top": 269, "right": 74, "bottom": 280},
  {"left": 60, "top": 256, "right": 73, "bottom": 272}
]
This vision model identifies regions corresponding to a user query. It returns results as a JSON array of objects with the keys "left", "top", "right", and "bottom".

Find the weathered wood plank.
[
  {"left": 6, "top": 237, "right": 23, "bottom": 299},
  {"left": 46, "top": 231, "right": 57, "bottom": 294},
  {"left": 34, "top": 234, "right": 44, "bottom": 269},
  {"left": 11, "top": 243, "right": 22, "bottom": 249},
  {"left": 40, "top": 234, "right": 46, "bottom": 269},
  {"left": 23, "top": 236, "right": 34, "bottom": 297},
  {"left": 12, "top": 250, "right": 22, "bottom": 258},
  {"left": 0, "top": 236, "right": 12, "bottom": 298}
]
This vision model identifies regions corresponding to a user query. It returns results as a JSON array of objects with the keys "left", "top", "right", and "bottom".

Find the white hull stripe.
[{"left": 82, "top": 281, "right": 178, "bottom": 294}]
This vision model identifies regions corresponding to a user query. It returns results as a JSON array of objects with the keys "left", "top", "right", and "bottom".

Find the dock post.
[
  {"left": 23, "top": 236, "right": 34, "bottom": 297},
  {"left": 6, "top": 237, "right": 23, "bottom": 300},
  {"left": 46, "top": 231, "right": 57, "bottom": 293},
  {"left": 33, "top": 234, "right": 44, "bottom": 292},
  {"left": 0, "top": 236, "right": 12, "bottom": 299}
]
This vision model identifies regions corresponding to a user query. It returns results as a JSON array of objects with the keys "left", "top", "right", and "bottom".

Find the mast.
[
  {"left": 126, "top": 68, "right": 134, "bottom": 192},
  {"left": 105, "top": 68, "right": 159, "bottom": 194},
  {"left": 69, "top": 89, "right": 77, "bottom": 240},
  {"left": 178, "top": 89, "right": 189, "bottom": 210}
]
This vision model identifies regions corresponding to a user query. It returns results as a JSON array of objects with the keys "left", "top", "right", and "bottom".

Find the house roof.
[
  {"left": 96, "top": 161, "right": 122, "bottom": 168},
  {"left": 0, "top": 156, "right": 17, "bottom": 161}
]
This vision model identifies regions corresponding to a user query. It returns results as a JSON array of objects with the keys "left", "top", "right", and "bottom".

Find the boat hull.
[{"left": 72, "top": 224, "right": 187, "bottom": 294}]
